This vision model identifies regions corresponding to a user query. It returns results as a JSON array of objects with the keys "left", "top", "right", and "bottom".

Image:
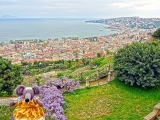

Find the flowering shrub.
[
  {"left": 39, "top": 77, "right": 80, "bottom": 120},
  {"left": 44, "top": 77, "right": 80, "bottom": 92},
  {"left": 40, "top": 85, "right": 66, "bottom": 120}
]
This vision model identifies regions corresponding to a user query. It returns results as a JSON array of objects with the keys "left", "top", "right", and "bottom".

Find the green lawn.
[
  {"left": 0, "top": 106, "right": 15, "bottom": 120},
  {"left": 63, "top": 79, "right": 160, "bottom": 120},
  {"left": 1, "top": 79, "right": 160, "bottom": 120}
]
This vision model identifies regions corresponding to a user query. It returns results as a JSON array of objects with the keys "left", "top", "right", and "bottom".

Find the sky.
[{"left": 0, "top": 0, "right": 160, "bottom": 18}]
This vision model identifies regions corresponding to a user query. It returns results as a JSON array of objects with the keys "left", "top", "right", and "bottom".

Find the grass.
[
  {"left": 2, "top": 78, "right": 160, "bottom": 120},
  {"left": 0, "top": 106, "right": 15, "bottom": 120},
  {"left": 99, "top": 56, "right": 114, "bottom": 69},
  {"left": 70, "top": 65, "right": 90, "bottom": 76},
  {"left": 63, "top": 79, "right": 160, "bottom": 120}
]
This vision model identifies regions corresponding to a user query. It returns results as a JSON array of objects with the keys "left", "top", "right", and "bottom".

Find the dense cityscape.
[{"left": 0, "top": 16, "right": 157, "bottom": 64}]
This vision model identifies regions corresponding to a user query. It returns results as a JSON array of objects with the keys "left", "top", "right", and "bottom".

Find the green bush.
[
  {"left": 0, "top": 57, "right": 23, "bottom": 96},
  {"left": 57, "top": 72, "right": 64, "bottom": 78},
  {"left": 152, "top": 28, "right": 160, "bottom": 39},
  {"left": 114, "top": 42, "right": 160, "bottom": 88},
  {"left": 89, "top": 58, "right": 103, "bottom": 68}
]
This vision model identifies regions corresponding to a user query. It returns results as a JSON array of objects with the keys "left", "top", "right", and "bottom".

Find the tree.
[
  {"left": 57, "top": 72, "right": 64, "bottom": 78},
  {"left": 114, "top": 42, "right": 160, "bottom": 88},
  {"left": 106, "top": 49, "right": 110, "bottom": 56},
  {"left": 82, "top": 58, "right": 87, "bottom": 65},
  {"left": 89, "top": 58, "right": 102, "bottom": 68},
  {"left": 97, "top": 52, "right": 101, "bottom": 58},
  {"left": 0, "top": 57, "right": 23, "bottom": 96},
  {"left": 152, "top": 28, "right": 160, "bottom": 39},
  {"left": 33, "top": 61, "right": 39, "bottom": 67},
  {"left": 9, "top": 40, "right": 15, "bottom": 44},
  {"left": 64, "top": 61, "right": 70, "bottom": 68},
  {"left": 21, "top": 61, "right": 28, "bottom": 66}
]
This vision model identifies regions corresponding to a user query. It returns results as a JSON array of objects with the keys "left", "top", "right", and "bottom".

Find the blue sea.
[{"left": 0, "top": 18, "right": 117, "bottom": 42}]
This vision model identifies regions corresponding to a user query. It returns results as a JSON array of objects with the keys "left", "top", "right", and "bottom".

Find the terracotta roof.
[
  {"left": 99, "top": 51, "right": 105, "bottom": 56},
  {"left": 83, "top": 53, "right": 94, "bottom": 57}
]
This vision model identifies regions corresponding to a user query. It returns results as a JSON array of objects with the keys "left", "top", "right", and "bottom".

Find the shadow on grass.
[{"left": 112, "top": 78, "right": 160, "bottom": 98}]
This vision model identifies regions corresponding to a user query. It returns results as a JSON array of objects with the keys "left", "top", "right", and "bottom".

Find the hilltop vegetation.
[
  {"left": 20, "top": 56, "right": 114, "bottom": 87},
  {"left": 57, "top": 57, "right": 114, "bottom": 81}
]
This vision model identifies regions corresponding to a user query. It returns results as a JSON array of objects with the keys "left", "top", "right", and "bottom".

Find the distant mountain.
[{"left": 1, "top": 15, "right": 18, "bottom": 18}]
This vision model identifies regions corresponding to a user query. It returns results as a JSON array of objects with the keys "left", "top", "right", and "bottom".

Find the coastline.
[
  {"left": 0, "top": 18, "right": 117, "bottom": 43},
  {"left": 0, "top": 17, "right": 158, "bottom": 64}
]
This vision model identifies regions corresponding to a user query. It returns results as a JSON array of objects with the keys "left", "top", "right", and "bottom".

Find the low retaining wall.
[
  {"left": 144, "top": 103, "right": 160, "bottom": 120},
  {"left": 85, "top": 70, "right": 114, "bottom": 87}
]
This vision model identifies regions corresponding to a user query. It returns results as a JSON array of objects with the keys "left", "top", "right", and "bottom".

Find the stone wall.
[{"left": 144, "top": 103, "right": 160, "bottom": 120}]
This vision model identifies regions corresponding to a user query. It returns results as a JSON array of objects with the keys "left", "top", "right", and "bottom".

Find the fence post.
[
  {"left": 110, "top": 70, "right": 114, "bottom": 80},
  {"left": 97, "top": 68, "right": 99, "bottom": 85},
  {"left": 108, "top": 71, "right": 111, "bottom": 82},
  {"left": 80, "top": 72, "right": 82, "bottom": 81},
  {"left": 86, "top": 77, "right": 89, "bottom": 87},
  {"left": 96, "top": 68, "right": 99, "bottom": 78},
  {"left": 107, "top": 64, "right": 110, "bottom": 71}
]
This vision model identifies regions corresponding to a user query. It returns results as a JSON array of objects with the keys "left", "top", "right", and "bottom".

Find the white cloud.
[
  {"left": 108, "top": 2, "right": 131, "bottom": 8},
  {"left": 0, "top": 0, "right": 160, "bottom": 18},
  {"left": 107, "top": 0, "right": 160, "bottom": 10},
  {"left": 135, "top": 2, "right": 160, "bottom": 10}
]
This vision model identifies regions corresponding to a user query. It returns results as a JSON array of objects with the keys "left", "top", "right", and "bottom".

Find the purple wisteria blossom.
[{"left": 39, "top": 77, "right": 80, "bottom": 120}]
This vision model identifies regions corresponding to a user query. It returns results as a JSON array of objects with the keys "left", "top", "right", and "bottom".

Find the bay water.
[{"left": 0, "top": 18, "right": 117, "bottom": 42}]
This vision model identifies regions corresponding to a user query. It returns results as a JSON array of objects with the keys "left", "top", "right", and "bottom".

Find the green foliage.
[
  {"left": 58, "top": 57, "right": 113, "bottom": 81},
  {"left": 22, "top": 61, "right": 66, "bottom": 76},
  {"left": 0, "top": 91, "right": 9, "bottom": 97},
  {"left": 89, "top": 58, "right": 103, "bottom": 68},
  {"left": 152, "top": 28, "right": 160, "bottom": 39},
  {"left": 9, "top": 40, "right": 15, "bottom": 44},
  {"left": 35, "top": 76, "right": 42, "bottom": 86},
  {"left": 97, "top": 52, "right": 101, "bottom": 58},
  {"left": 57, "top": 72, "right": 64, "bottom": 78},
  {"left": 82, "top": 58, "right": 90, "bottom": 65},
  {"left": 0, "top": 57, "right": 23, "bottom": 96},
  {"left": 0, "top": 106, "right": 15, "bottom": 120},
  {"left": 99, "top": 56, "right": 114, "bottom": 68},
  {"left": 114, "top": 42, "right": 160, "bottom": 88},
  {"left": 68, "top": 75, "right": 73, "bottom": 78},
  {"left": 21, "top": 61, "right": 28, "bottom": 66},
  {"left": 64, "top": 79, "right": 160, "bottom": 120},
  {"left": 64, "top": 61, "right": 70, "bottom": 68},
  {"left": 54, "top": 60, "right": 64, "bottom": 64}
]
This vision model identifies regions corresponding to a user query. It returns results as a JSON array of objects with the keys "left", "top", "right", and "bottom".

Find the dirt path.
[{"left": 0, "top": 97, "right": 16, "bottom": 106}]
